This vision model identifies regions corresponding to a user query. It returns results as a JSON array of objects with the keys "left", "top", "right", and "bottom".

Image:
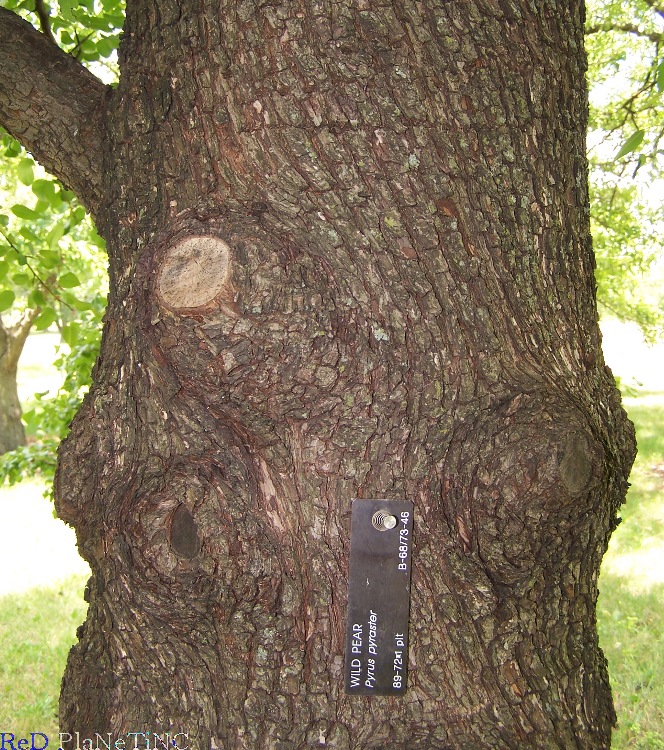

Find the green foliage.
[
  {"left": 586, "top": 0, "right": 664, "bottom": 168},
  {"left": 0, "top": 134, "right": 107, "bottom": 315},
  {"left": 0, "top": 1, "right": 122, "bottom": 484},
  {"left": 0, "top": 300, "right": 104, "bottom": 491},
  {"left": 0, "top": 131, "right": 107, "bottom": 487},
  {"left": 1, "top": 0, "right": 124, "bottom": 77},
  {"left": 586, "top": 0, "right": 664, "bottom": 337},
  {"left": 591, "top": 180, "right": 663, "bottom": 340},
  {"left": 615, "top": 128, "right": 646, "bottom": 159},
  {"left": 0, "top": 288, "right": 15, "bottom": 311}
]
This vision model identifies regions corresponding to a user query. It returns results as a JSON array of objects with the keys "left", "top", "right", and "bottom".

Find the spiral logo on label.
[{"left": 371, "top": 510, "right": 397, "bottom": 531}]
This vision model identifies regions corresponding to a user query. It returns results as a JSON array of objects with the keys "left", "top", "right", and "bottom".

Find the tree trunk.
[
  {"left": 0, "top": 313, "right": 38, "bottom": 454},
  {"left": 1, "top": 1, "right": 637, "bottom": 748}
]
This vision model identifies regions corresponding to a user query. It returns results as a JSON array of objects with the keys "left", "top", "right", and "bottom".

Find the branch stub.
[{"left": 158, "top": 235, "right": 230, "bottom": 310}]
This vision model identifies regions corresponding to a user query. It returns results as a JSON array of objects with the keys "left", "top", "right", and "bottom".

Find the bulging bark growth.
[{"left": 1, "top": 1, "right": 636, "bottom": 748}]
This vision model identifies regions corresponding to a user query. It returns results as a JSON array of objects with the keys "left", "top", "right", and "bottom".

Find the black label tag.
[{"left": 344, "top": 499, "right": 414, "bottom": 696}]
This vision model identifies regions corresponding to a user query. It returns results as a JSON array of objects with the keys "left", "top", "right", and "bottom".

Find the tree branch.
[
  {"left": 643, "top": 0, "right": 664, "bottom": 21},
  {"left": 0, "top": 8, "right": 110, "bottom": 220},
  {"left": 585, "top": 23, "right": 664, "bottom": 44},
  {"left": 34, "top": 0, "right": 57, "bottom": 46}
]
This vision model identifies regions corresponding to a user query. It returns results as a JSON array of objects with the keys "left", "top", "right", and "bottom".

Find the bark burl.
[{"left": 0, "top": 2, "right": 636, "bottom": 748}]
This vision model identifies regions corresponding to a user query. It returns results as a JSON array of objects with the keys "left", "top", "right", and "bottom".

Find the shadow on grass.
[{"left": 0, "top": 573, "right": 88, "bottom": 737}]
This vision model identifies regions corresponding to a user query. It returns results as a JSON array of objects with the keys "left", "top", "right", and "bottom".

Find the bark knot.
[
  {"left": 558, "top": 432, "right": 594, "bottom": 496},
  {"left": 170, "top": 504, "right": 201, "bottom": 559}
]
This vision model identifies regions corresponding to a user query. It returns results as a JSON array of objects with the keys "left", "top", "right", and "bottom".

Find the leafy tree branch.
[{"left": 0, "top": 8, "right": 110, "bottom": 220}]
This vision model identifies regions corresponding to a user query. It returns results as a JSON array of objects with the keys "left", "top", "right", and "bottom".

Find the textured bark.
[
  {"left": 0, "top": 7, "right": 108, "bottom": 218},
  {"left": 2, "top": 1, "right": 637, "bottom": 748},
  {"left": 0, "top": 311, "right": 38, "bottom": 454}
]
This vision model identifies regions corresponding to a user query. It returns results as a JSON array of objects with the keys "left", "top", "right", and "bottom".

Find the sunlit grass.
[
  {"left": 0, "top": 574, "right": 88, "bottom": 737},
  {"left": 600, "top": 582, "right": 664, "bottom": 749},
  {"left": 599, "top": 393, "right": 664, "bottom": 748}
]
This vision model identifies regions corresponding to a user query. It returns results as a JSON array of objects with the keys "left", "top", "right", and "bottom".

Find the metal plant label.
[{"left": 344, "top": 499, "right": 414, "bottom": 696}]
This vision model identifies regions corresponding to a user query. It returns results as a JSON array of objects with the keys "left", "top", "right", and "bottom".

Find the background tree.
[
  {"left": 0, "top": 2, "right": 639, "bottom": 749},
  {"left": 0, "top": 304, "right": 38, "bottom": 454}
]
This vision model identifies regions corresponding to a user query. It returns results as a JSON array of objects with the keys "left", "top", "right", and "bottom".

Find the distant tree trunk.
[
  {"left": 1, "top": 2, "right": 637, "bottom": 749},
  {"left": 0, "top": 312, "right": 38, "bottom": 454}
]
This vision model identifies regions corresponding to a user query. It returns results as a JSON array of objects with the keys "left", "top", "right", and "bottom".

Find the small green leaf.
[
  {"left": 58, "top": 0, "right": 75, "bottom": 21},
  {"left": 17, "top": 158, "right": 34, "bottom": 186},
  {"left": 89, "top": 228, "right": 106, "bottom": 250},
  {"left": 71, "top": 206, "right": 86, "bottom": 225},
  {"left": 616, "top": 129, "right": 645, "bottom": 159},
  {"left": 34, "top": 307, "right": 57, "bottom": 331},
  {"left": 70, "top": 298, "right": 93, "bottom": 312},
  {"left": 0, "top": 260, "right": 9, "bottom": 280},
  {"left": 79, "top": 47, "right": 101, "bottom": 63},
  {"left": 58, "top": 272, "right": 81, "bottom": 288},
  {"left": 21, "top": 409, "right": 36, "bottom": 431},
  {"left": 657, "top": 59, "right": 664, "bottom": 93},
  {"left": 20, "top": 226, "right": 40, "bottom": 243},
  {"left": 0, "top": 289, "right": 16, "bottom": 312},
  {"left": 62, "top": 322, "right": 80, "bottom": 347},
  {"left": 12, "top": 273, "right": 30, "bottom": 286},
  {"left": 4, "top": 140, "right": 20, "bottom": 158},
  {"left": 28, "top": 288, "right": 46, "bottom": 307},
  {"left": 47, "top": 222, "right": 66, "bottom": 249},
  {"left": 86, "top": 15, "right": 114, "bottom": 30},
  {"left": 32, "top": 178, "right": 58, "bottom": 206},
  {"left": 39, "top": 250, "right": 61, "bottom": 269},
  {"left": 0, "top": 214, "right": 8, "bottom": 227},
  {"left": 96, "top": 34, "right": 119, "bottom": 58},
  {"left": 11, "top": 204, "right": 40, "bottom": 221}
]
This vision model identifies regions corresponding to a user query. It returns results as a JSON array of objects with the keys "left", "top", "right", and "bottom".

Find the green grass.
[
  {"left": 599, "top": 393, "right": 664, "bottom": 749},
  {"left": 0, "top": 574, "right": 88, "bottom": 737}
]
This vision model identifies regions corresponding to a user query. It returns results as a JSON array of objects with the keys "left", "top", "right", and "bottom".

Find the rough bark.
[
  {"left": 0, "top": 310, "right": 39, "bottom": 454},
  {"left": 2, "top": 1, "right": 637, "bottom": 748},
  {"left": 0, "top": 7, "right": 108, "bottom": 219}
]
